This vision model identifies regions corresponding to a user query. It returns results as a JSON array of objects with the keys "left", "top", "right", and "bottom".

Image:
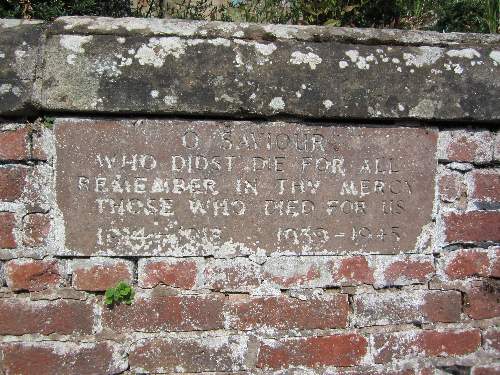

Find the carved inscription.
[{"left": 55, "top": 120, "right": 437, "bottom": 256}]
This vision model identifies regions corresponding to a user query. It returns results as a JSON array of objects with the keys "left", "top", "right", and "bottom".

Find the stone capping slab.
[
  {"left": 50, "top": 16, "right": 500, "bottom": 47},
  {"left": 0, "top": 19, "right": 45, "bottom": 115},
  {"left": 1, "top": 17, "right": 500, "bottom": 121}
]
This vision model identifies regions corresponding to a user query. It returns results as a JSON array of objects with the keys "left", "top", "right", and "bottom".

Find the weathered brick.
[
  {"left": 262, "top": 256, "right": 327, "bottom": 289},
  {"left": 21, "top": 164, "right": 52, "bottom": 212},
  {"left": 71, "top": 258, "right": 134, "bottom": 291},
  {"left": 439, "top": 170, "right": 464, "bottom": 202},
  {"left": 22, "top": 213, "right": 51, "bottom": 247},
  {"left": 257, "top": 334, "right": 367, "bottom": 369},
  {"left": 472, "top": 366, "right": 500, "bottom": 375},
  {"left": 442, "top": 249, "right": 492, "bottom": 279},
  {"left": 379, "top": 255, "right": 435, "bottom": 287},
  {"left": 0, "top": 341, "right": 127, "bottom": 375},
  {"left": 0, "top": 128, "right": 29, "bottom": 160},
  {"left": 444, "top": 211, "right": 500, "bottom": 243},
  {"left": 226, "top": 294, "right": 348, "bottom": 330},
  {"left": 373, "top": 329, "right": 481, "bottom": 363},
  {"left": 0, "top": 166, "right": 27, "bottom": 201},
  {"left": 0, "top": 212, "right": 16, "bottom": 248},
  {"left": 336, "top": 368, "right": 421, "bottom": 375},
  {"left": 129, "top": 336, "right": 247, "bottom": 373},
  {"left": 439, "top": 130, "right": 493, "bottom": 164},
  {"left": 31, "top": 130, "right": 49, "bottom": 161},
  {"left": 0, "top": 298, "right": 94, "bottom": 335},
  {"left": 102, "top": 294, "right": 224, "bottom": 332},
  {"left": 470, "top": 170, "right": 500, "bottom": 204},
  {"left": 464, "top": 281, "right": 500, "bottom": 320},
  {"left": 353, "top": 290, "right": 461, "bottom": 327},
  {"left": 204, "top": 258, "right": 260, "bottom": 292},
  {"left": 138, "top": 257, "right": 199, "bottom": 289},
  {"left": 4, "top": 258, "right": 64, "bottom": 291},
  {"left": 483, "top": 327, "right": 500, "bottom": 354},
  {"left": 332, "top": 256, "right": 374, "bottom": 285}
]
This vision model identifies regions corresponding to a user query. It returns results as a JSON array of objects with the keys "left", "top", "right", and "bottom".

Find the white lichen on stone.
[
  {"left": 323, "top": 100, "right": 333, "bottom": 110},
  {"left": 339, "top": 60, "right": 348, "bottom": 69},
  {"left": 289, "top": 51, "right": 322, "bottom": 69},
  {"left": 207, "top": 38, "right": 231, "bottom": 47},
  {"left": 269, "top": 97, "right": 285, "bottom": 111},
  {"left": 409, "top": 99, "right": 442, "bottom": 118},
  {"left": 135, "top": 37, "right": 186, "bottom": 67},
  {"left": 0, "top": 83, "right": 21, "bottom": 97},
  {"left": 66, "top": 54, "right": 77, "bottom": 65},
  {"left": 59, "top": 35, "right": 93, "bottom": 54},
  {"left": 446, "top": 48, "right": 480, "bottom": 59},
  {"left": 345, "top": 50, "right": 369, "bottom": 70},
  {"left": 163, "top": 95, "right": 178, "bottom": 106},
  {"left": 489, "top": 50, "right": 500, "bottom": 64},
  {"left": 403, "top": 46, "right": 443, "bottom": 68},
  {"left": 254, "top": 42, "right": 277, "bottom": 56}
]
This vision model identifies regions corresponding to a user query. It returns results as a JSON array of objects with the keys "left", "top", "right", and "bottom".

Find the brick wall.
[
  {"left": 0, "top": 121, "right": 498, "bottom": 374},
  {"left": 0, "top": 17, "right": 499, "bottom": 374}
]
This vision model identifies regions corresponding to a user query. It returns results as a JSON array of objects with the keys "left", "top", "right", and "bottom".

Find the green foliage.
[
  {"left": 435, "top": 0, "right": 496, "bottom": 33},
  {"left": 0, "top": 0, "right": 131, "bottom": 20},
  {"left": 104, "top": 281, "right": 135, "bottom": 307},
  {"left": 0, "top": 0, "right": 498, "bottom": 33},
  {"left": 41, "top": 116, "right": 55, "bottom": 129}
]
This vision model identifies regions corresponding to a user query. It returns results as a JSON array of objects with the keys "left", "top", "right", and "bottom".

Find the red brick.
[
  {"left": 382, "top": 255, "right": 435, "bottom": 286},
  {"left": 138, "top": 258, "right": 198, "bottom": 289},
  {"left": 0, "top": 341, "right": 127, "bottom": 375},
  {"left": 0, "top": 166, "right": 27, "bottom": 201},
  {"left": 204, "top": 258, "right": 260, "bottom": 291},
  {"left": 226, "top": 294, "right": 348, "bottom": 330},
  {"left": 373, "top": 329, "right": 481, "bottom": 363},
  {"left": 483, "top": 327, "right": 500, "bottom": 353},
  {"left": 470, "top": 170, "right": 500, "bottom": 203},
  {"left": 22, "top": 213, "right": 51, "bottom": 247},
  {"left": 0, "top": 128, "right": 29, "bottom": 160},
  {"left": 102, "top": 294, "right": 224, "bottom": 332},
  {"left": 441, "top": 131, "right": 493, "bottom": 164},
  {"left": 336, "top": 368, "right": 419, "bottom": 375},
  {"left": 464, "top": 282, "right": 500, "bottom": 320},
  {"left": 31, "top": 131, "right": 48, "bottom": 161},
  {"left": 0, "top": 298, "right": 93, "bottom": 335},
  {"left": 444, "top": 211, "right": 500, "bottom": 243},
  {"left": 332, "top": 256, "right": 374, "bottom": 285},
  {"left": 439, "top": 171, "right": 464, "bottom": 202},
  {"left": 4, "top": 259, "right": 64, "bottom": 291},
  {"left": 472, "top": 366, "right": 500, "bottom": 375},
  {"left": 0, "top": 212, "right": 16, "bottom": 248},
  {"left": 257, "top": 334, "right": 367, "bottom": 369},
  {"left": 262, "top": 256, "right": 324, "bottom": 288},
  {"left": 71, "top": 258, "right": 133, "bottom": 291},
  {"left": 353, "top": 290, "right": 461, "bottom": 327},
  {"left": 443, "top": 249, "right": 490, "bottom": 279},
  {"left": 129, "top": 336, "right": 247, "bottom": 373}
]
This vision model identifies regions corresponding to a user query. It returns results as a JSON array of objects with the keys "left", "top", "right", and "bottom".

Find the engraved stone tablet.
[{"left": 55, "top": 120, "right": 437, "bottom": 256}]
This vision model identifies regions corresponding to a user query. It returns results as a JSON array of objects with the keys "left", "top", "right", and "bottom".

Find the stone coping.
[{"left": 0, "top": 17, "right": 499, "bottom": 121}]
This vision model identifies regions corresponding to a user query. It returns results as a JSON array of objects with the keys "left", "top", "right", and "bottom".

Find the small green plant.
[
  {"left": 104, "top": 281, "right": 135, "bottom": 307},
  {"left": 41, "top": 116, "right": 55, "bottom": 129}
]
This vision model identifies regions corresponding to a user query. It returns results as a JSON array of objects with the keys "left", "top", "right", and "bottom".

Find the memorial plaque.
[{"left": 55, "top": 120, "right": 437, "bottom": 256}]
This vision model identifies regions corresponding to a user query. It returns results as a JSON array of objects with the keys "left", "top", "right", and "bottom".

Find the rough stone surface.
[
  {"left": 39, "top": 18, "right": 500, "bottom": 121},
  {"left": 0, "top": 20, "right": 44, "bottom": 115}
]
